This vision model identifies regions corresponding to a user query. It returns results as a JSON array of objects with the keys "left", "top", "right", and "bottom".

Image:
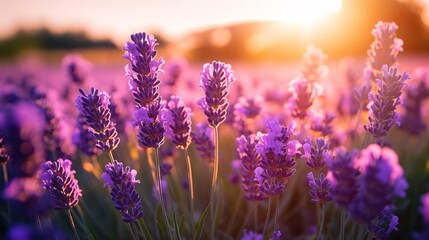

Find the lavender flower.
[
  {"left": 302, "top": 138, "right": 331, "bottom": 171},
  {"left": 102, "top": 160, "right": 144, "bottom": 222},
  {"left": 307, "top": 172, "right": 332, "bottom": 203},
  {"left": 326, "top": 148, "right": 360, "bottom": 208},
  {"left": 134, "top": 107, "right": 165, "bottom": 149},
  {"left": 63, "top": 54, "right": 92, "bottom": 85},
  {"left": 271, "top": 230, "right": 282, "bottom": 240},
  {"left": 162, "top": 96, "right": 192, "bottom": 149},
  {"left": 302, "top": 45, "right": 328, "bottom": 83},
  {"left": 421, "top": 192, "right": 429, "bottom": 225},
  {"left": 236, "top": 135, "right": 267, "bottom": 201},
  {"left": 72, "top": 113, "right": 101, "bottom": 157},
  {"left": 123, "top": 32, "right": 164, "bottom": 109},
  {"left": 197, "top": 61, "right": 235, "bottom": 128},
  {"left": 241, "top": 230, "right": 263, "bottom": 240},
  {"left": 76, "top": 87, "right": 120, "bottom": 151},
  {"left": 348, "top": 144, "right": 408, "bottom": 223},
  {"left": 191, "top": 123, "right": 214, "bottom": 164},
  {"left": 288, "top": 77, "right": 323, "bottom": 119},
  {"left": 367, "top": 21, "right": 403, "bottom": 80},
  {"left": 233, "top": 97, "right": 263, "bottom": 136},
  {"left": 309, "top": 111, "right": 335, "bottom": 137},
  {"left": 364, "top": 65, "right": 409, "bottom": 138},
  {"left": 367, "top": 207, "right": 399, "bottom": 240},
  {"left": 40, "top": 158, "right": 82, "bottom": 210},
  {"left": 254, "top": 120, "right": 300, "bottom": 195}
]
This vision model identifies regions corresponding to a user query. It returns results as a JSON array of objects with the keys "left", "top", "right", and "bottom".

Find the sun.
[{"left": 274, "top": 0, "right": 342, "bottom": 26}]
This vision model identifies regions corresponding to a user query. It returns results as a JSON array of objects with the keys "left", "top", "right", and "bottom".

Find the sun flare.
[{"left": 275, "top": 0, "right": 342, "bottom": 26}]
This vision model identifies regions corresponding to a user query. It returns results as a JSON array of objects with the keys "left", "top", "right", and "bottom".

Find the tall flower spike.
[
  {"left": 302, "top": 138, "right": 331, "bottom": 172},
  {"left": 363, "top": 65, "right": 409, "bottom": 139},
  {"left": 197, "top": 61, "right": 235, "bottom": 128},
  {"left": 40, "top": 158, "right": 82, "bottom": 210},
  {"left": 76, "top": 87, "right": 120, "bottom": 151},
  {"left": 302, "top": 45, "right": 328, "bottom": 83},
  {"left": 191, "top": 123, "right": 214, "bottom": 164},
  {"left": 63, "top": 54, "right": 92, "bottom": 85},
  {"left": 73, "top": 113, "right": 101, "bottom": 157},
  {"left": 367, "top": 21, "right": 403, "bottom": 80},
  {"left": 254, "top": 120, "right": 300, "bottom": 195},
  {"left": 348, "top": 144, "right": 408, "bottom": 223},
  {"left": 102, "top": 160, "right": 144, "bottom": 222},
  {"left": 288, "top": 77, "right": 323, "bottom": 119},
  {"left": 162, "top": 96, "right": 192, "bottom": 149},
  {"left": 123, "top": 32, "right": 164, "bottom": 109},
  {"left": 134, "top": 107, "right": 165, "bottom": 149},
  {"left": 307, "top": 172, "right": 332, "bottom": 203},
  {"left": 236, "top": 134, "right": 267, "bottom": 201},
  {"left": 326, "top": 148, "right": 360, "bottom": 209}
]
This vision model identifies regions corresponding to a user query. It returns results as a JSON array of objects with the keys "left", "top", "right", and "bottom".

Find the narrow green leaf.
[
  {"left": 157, "top": 204, "right": 167, "bottom": 239},
  {"left": 173, "top": 210, "right": 182, "bottom": 240},
  {"left": 138, "top": 218, "right": 153, "bottom": 240},
  {"left": 194, "top": 203, "right": 211, "bottom": 240}
]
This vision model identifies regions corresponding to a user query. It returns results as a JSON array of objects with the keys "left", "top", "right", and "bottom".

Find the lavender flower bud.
[
  {"left": 102, "top": 160, "right": 144, "bottom": 222},
  {"left": 367, "top": 21, "right": 403, "bottom": 80},
  {"left": 40, "top": 158, "right": 82, "bottom": 210},
  {"left": 162, "top": 96, "right": 192, "bottom": 149},
  {"left": 364, "top": 65, "right": 409, "bottom": 138},
  {"left": 191, "top": 123, "right": 214, "bottom": 164},
  {"left": 76, "top": 87, "right": 120, "bottom": 151},
  {"left": 241, "top": 230, "right": 263, "bottom": 240},
  {"left": 197, "top": 61, "right": 235, "bottom": 128},
  {"left": 307, "top": 172, "right": 332, "bottom": 203},
  {"left": 367, "top": 207, "right": 399, "bottom": 240},
  {"left": 309, "top": 111, "right": 335, "bottom": 137},
  {"left": 302, "top": 45, "right": 328, "bottom": 83},
  {"left": 302, "top": 138, "right": 331, "bottom": 171},
  {"left": 123, "top": 32, "right": 164, "bottom": 109},
  {"left": 255, "top": 120, "right": 300, "bottom": 195},
  {"left": 348, "top": 144, "right": 408, "bottom": 223},
  {"left": 288, "top": 78, "right": 323, "bottom": 119},
  {"left": 237, "top": 135, "right": 267, "bottom": 201},
  {"left": 63, "top": 54, "right": 92, "bottom": 85},
  {"left": 134, "top": 106, "right": 165, "bottom": 149},
  {"left": 327, "top": 148, "right": 360, "bottom": 208}
]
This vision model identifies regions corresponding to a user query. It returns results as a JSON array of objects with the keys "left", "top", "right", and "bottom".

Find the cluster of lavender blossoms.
[
  {"left": 288, "top": 78, "right": 323, "bottom": 119},
  {"left": 364, "top": 65, "right": 410, "bottom": 138},
  {"left": 233, "top": 96, "right": 263, "bottom": 136},
  {"left": 40, "top": 158, "right": 82, "bottom": 210},
  {"left": 102, "top": 160, "right": 144, "bottom": 222},
  {"left": 197, "top": 61, "right": 235, "bottom": 128},
  {"left": 191, "top": 123, "right": 214, "bottom": 164},
  {"left": 366, "top": 21, "right": 403, "bottom": 80},
  {"left": 236, "top": 134, "right": 267, "bottom": 200},
  {"left": 254, "top": 120, "right": 301, "bottom": 195},
  {"left": 76, "top": 87, "right": 120, "bottom": 151},
  {"left": 162, "top": 96, "right": 192, "bottom": 149}
]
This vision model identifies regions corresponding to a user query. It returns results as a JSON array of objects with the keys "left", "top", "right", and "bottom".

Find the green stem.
[
  {"left": 67, "top": 209, "right": 81, "bottom": 240},
  {"left": 210, "top": 126, "right": 219, "bottom": 239},
  {"left": 154, "top": 148, "right": 172, "bottom": 240},
  {"left": 263, "top": 196, "right": 273, "bottom": 237},
  {"left": 273, "top": 195, "right": 280, "bottom": 232},
  {"left": 339, "top": 209, "right": 346, "bottom": 240},
  {"left": 185, "top": 149, "right": 195, "bottom": 238},
  {"left": 2, "top": 163, "right": 8, "bottom": 184},
  {"left": 36, "top": 215, "right": 42, "bottom": 232},
  {"left": 128, "top": 222, "right": 138, "bottom": 240},
  {"left": 316, "top": 203, "right": 326, "bottom": 240}
]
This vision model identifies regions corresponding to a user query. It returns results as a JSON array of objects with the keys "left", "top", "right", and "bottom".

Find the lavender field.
[{"left": 1, "top": 21, "right": 429, "bottom": 240}]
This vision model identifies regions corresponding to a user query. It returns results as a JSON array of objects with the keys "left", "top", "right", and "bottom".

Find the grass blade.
[{"left": 194, "top": 203, "right": 211, "bottom": 240}]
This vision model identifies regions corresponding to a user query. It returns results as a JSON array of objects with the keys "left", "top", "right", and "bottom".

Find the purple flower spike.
[
  {"left": 309, "top": 111, "right": 335, "bottom": 136},
  {"left": 367, "top": 21, "right": 403, "bottom": 80},
  {"left": 302, "top": 45, "right": 328, "bottom": 83},
  {"left": 236, "top": 135, "right": 267, "bottom": 201},
  {"left": 303, "top": 138, "right": 331, "bottom": 171},
  {"left": 348, "top": 144, "right": 408, "bottom": 223},
  {"left": 76, "top": 87, "right": 120, "bottom": 151},
  {"left": 197, "top": 61, "right": 235, "bottom": 128},
  {"left": 191, "top": 123, "right": 214, "bottom": 164},
  {"left": 327, "top": 148, "right": 360, "bottom": 209},
  {"left": 102, "top": 160, "right": 144, "bottom": 222},
  {"left": 134, "top": 107, "right": 165, "bottom": 149},
  {"left": 73, "top": 114, "right": 101, "bottom": 157},
  {"left": 233, "top": 97, "right": 263, "bottom": 136},
  {"left": 288, "top": 78, "right": 323, "bottom": 119},
  {"left": 63, "top": 54, "right": 92, "bottom": 85},
  {"left": 307, "top": 172, "right": 332, "bottom": 203},
  {"left": 241, "top": 230, "right": 263, "bottom": 240},
  {"left": 40, "top": 158, "right": 82, "bottom": 210},
  {"left": 123, "top": 32, "right": 164, "bottom": 109},
  {"left": 255, "top": 120, "right": 300, "bottom": 195},
  {"left": 367, "top": 207, "right": 399, "bottom": 240},
  {"left": 162, "top": 96, "right": 192, "bottom": 149},
  {"left": 364, "top": 65, "right": 409, "bottom": 138}
]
